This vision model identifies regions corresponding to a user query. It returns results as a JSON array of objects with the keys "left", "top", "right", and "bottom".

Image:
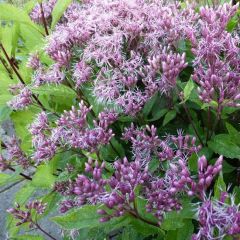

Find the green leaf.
[
  {"left": 11, "top": 23, "right": 20, "bottom": 56},
  {"left": 161, "top": 199, "right": 195, "bottom": 231},
  {"left": 129, "top": 217, "right": 163, "bottom": 237},
  {"left": 208, "top": 134, "right": 240, "bottom": 159},
  {"left": 11, "top": 108, "right": 39, "bottom": 151},
  {"left": 0, "top": 172, "right": 21, "bottom": 187},
  {"left": 176, "top": 220, "right": 194, "bottom": 240},
  {"left": 14, "top": 182, "right": 36, "bottom": 205},
  {"left": 30, "top": 84, "right": 76, "bottom": 97},
  {"left": 0, "top": 94, "right": 12, "bottom": 106},
  {"left": 120, "top": 227, "right": 142, "bottom": 240},
  {"left": 233, "top": 186, "right": 240, "bottom": 204},
  {"left": 214, "top": 172, "right": 226, "bottom": 200},
  {"left": 109, "top": 138, "right": 125, "bottom": 157},
  {"left": 163, "top": 110, "right": 176, "bottom": 126},
  {"left": 161, "top": 213, "right": 184, "bottom": 231},
  {"left": 166, "top": 220, "right": 194, "bottom": 240},
  {"left": 51, "top": 205, "right": 101, "bottom": 230},
  {"left": 225, "top": 122, "right": 240, "bottom": 145},
  {"left": 149, "top": 109, "right": 168, "bottom": 122},
  {"left": 148, "top": 158, "right": 160, "bottom": 173},
  {"left": 51, "top": 0, "right": 73, "bottom": 29},
  {"left": 135, "top": 197, "right": 158, "bottom": 223},
  {"left": 183, "top": 79, "right": 194, "bottom": 102},
  {"left": 0, "top": 105, "right": 12, "bottom": 122},
  {"left": 226, "top": 13, "right": 239, "bottom": 32},
  {"left": 39, "top": 192, "right": 61, "bottom": 217},
  {"left": 32, "top": 163, "right": 56, "bottom": 188},
  {"left": 20, "top": 24, "right": 44, "bottom": 51},
  {"left": 226, "top": 122, "right": 239, "bottom": 136},
  {"left": 11, "top": 235, "right": 45, "bottom": 240},
  {"left": 142, "top": 92, "right": 158, "bottom": 117},
  {"left": 0, "top": 3, "right": 42, "bottom": 34}
]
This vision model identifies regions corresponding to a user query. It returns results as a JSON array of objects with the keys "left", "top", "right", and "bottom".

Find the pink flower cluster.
[
  {"left": 191, "top": 3, "right": 240, "bottom": 110},
  {"left": 193, "top": 192, "right": 240, "bottom": 240},
  {"left": 28, "top": 102, "right": 117, "bottom": 164},
  {"left": 54, "top": 125, "right": 223, "bottom": 224},
  {"left": 7, "top": 87, "right": 33, "bottom": 110},
  {"left": 2, "top": 137, "right": 30, "bottom": 169},
  {"left": 122, "top": 124, "right": 201, "bottom": 166},
  {"left": 7, "top": 200, "right": 46, "bottom": 227},
  {"left": 30, "top": 0, "right": 57, "bottom": 24},
  {"left": 40, "top": 0, "right": 197, "bottom": 115}
]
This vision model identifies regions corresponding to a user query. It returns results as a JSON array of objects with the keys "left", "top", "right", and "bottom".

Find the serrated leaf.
[
  {"left": 0, "top": 94, "right": 12, "bottom": 105},
  {"left": 225, "top": 122, "right": 240, "bottom": 145},
  {"left": 148, "top": 158, "right": 160, "bottom": 173},
  {"left": 177, "top": 220, "right": 194, "bottom": 240},
  {"left": 51, "top": 0, "right": 73, "bottom": 29},
  {"left": 208, "top": 134, "right": 240, "bottom": 159},
  {"left": 30, "top": 84, "right": 76, "bottom": 97},
  {"left": 226, "top": 13, "right": 239, "bottom": 32},
  {"left": 11, "top": 107, "right": 39, "bottom": 151},
  {"left": 135, "top": 197, "right": 158, "bottom": 223},
  {"left": 143, "top": 92, "right": 158, "bottom": 117},
  {"left": 129, "top": 217, "right": 163, "bottom": 237},
  {"left": 0, "top": 3, "right": 42, "bottom": 34},
  {"left": 0, "top": 105, "right": 12, "bottom": 122},
  {"left": 226, "top": 123, "right": 239, "bottom": 135},
  {"left": 183, "top": 79, "right": 194, "bottom": 102},
  {"left": 32, "top": 163, "right": 56, "bottom": 188},
  {"left": 149, "top": 109, "right": 168, "bottom": 122},
  {"left": 214, "top": 172, "right": 226, "bottom": 200},
  {"left": 11, "top": 235, "right": 45, "bottom": 240},
  {"left": 14, "top": 182, "right": 36, "bottom": 205},
  {"left": 51, "top": 205, "right": 101, "bottom": 230},
  {"left": 0, "top": 172, "right": 21, "bottom": 187},
  {"left": 161, "top": 200, "right": 195, "bottom": 231},
  {"left": 163, "top": 110, "right": 176, "bottom": 126}
]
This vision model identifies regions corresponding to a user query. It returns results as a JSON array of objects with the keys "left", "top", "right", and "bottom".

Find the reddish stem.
[{"left": 40, "top": 3, "right": 49, "bottom": 36}]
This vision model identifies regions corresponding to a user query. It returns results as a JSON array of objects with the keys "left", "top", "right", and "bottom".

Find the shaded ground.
[{"left": 0, "top": 121, "right": 61, "bottom": 239}]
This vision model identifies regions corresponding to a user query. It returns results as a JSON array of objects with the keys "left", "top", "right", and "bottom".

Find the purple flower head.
[
  {"left": 55, "top": 159, "right": 107, "bottom": 213},
  {"left": 55, "top": 102, "right": 115, "bottom": 152},
  {"left": 57, "top": 101, "right": 91, "bottom": 129},
  {"left": 146, "top": 178, "right": 182, "bottom": 222},
  {"left": 73, "top": 61, "right": 92, "bottom": 88},
  {"left": 8, "top": 83, "right": 25, "bottom": 95},
  {"left": 73, "top": 159, "right": 107, "bottom": 205},
  {"left": 0, "top": 154, "right": 9, "bottom": 171},
  {"left": 191, "top": 3, "right": 240, "bottom": 109},
  {"left": 168, "top": 130, "right": 202, "bottom": 158},
  {"left": 30, "top": 0, "right": 57, "bottom": 24},
  {"left": 5, "top": 136, "right": 30, "bottom": 169},
  {"left": 44, "top": 0, "right": 196, "bottom": 115},
  {"left": 26, "top": 53, "right": 41, "bottom": 70},
  {"left": 123, "top": 125, "right": 201, "bottom": 167},
  {"left": 98, "top": 157, "right": 149, "bottom": 220},
  {"left": 8, "top": 87, "right": 33, "bottom": 110},
  {"left": 193, "top": 192, "right": 240, "bottom": 240},
  {"left": 54, "top": 180, "right": 74, "bottom": 196},
  {"left": 32, "top": 64, "right": 65, "bottom": 86},
  {"left": 7, "top": 200, "right": 46, "bottom": 228},
  {"left": 32, "top": 136, "right": 57, "bottom": 164},
  {"left": 59, "top": 199, "right": 76, "bottom": 213},
  {"left": 196, "top": 155, "right": 223, "bottom": 196},
  {"left": 29, "top": 112, "right": 57, "bottom": 164},
  {"left": 29, "top": 112, "right": 49, "bottom": 136}
]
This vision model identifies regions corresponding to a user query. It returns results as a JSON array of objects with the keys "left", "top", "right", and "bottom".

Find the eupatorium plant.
[{"left": 0, "top": 0, "right": 239, "bottom": 240}]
